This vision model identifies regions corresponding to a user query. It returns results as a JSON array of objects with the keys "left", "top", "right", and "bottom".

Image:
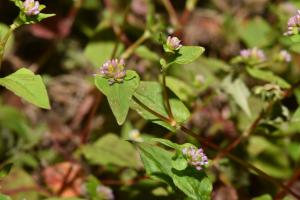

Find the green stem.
[
  {"left": 0, "top": 22, "right": 20, "bottom": 70},
  {"left": 121, "top": 30, "right": 151, "bottom": 59},
  {"left": 161, "top": 70, "right": 174, "bottom": 120},
  {"left": 161, "top": 0, "right": 180, "bottom": 28}
]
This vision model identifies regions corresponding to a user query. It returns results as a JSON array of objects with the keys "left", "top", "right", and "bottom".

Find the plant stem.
[
  {"left": 0, "top": 22, "right": 20, "bottom": 70},
  {"left": 132, "top": 96, "right": 172, "bottom": 124},
  {"left": 161, "top": 0, "right": 180, "bottom": 28},
  {"left": 131, "top": 96, "right": 300, "bottom": 199},
  {"left": 121, "top": 30, "right": 151, "bottom": 59},
  {"left": 0, "top": 28, "right": 13, "bottom": 69},
  {"left": 161, "top": 71, "right": 174, "bottom": 120}
]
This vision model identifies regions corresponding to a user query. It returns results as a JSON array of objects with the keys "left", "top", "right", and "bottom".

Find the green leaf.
[
  {"left": 136, "top": 142, "right": 174, "bottom": 184},
  {"left": 82, "top": 133, "right": 140, "bottom": 168},
  {"left": 94, "top": 70, "right": 140, "bottom": 125},
  {"left": 0, "top": 68, "right": 50, "bottom": 109},
  {"left": 0, "top": 163, "right": 13, "bottom": 178},
  {"left": 172, "top": 154, "right": 188, "bottom": 171},
  {"left": 84, "top": 41, "right": 124, "bottom": 67},
  {"left": 0, "top": 194, "right": 12, "bottom": 200},
  {"left": 136, "top": 46, "right": 160, "bottom": 61},
  {"left": 172, "top": 168, "right": 212, "bottom": 200},
  {"left": 165, "top": 76, "right": 195, "bottom": 102},
  {"left": 136, "top": 142, "right": 212, "bottom": 200},
  {"left": 247, "top": 136, "right": 292, "bottom": 178},
  {"left": 45, "top": 198, "right": 84, "bottom": 200},
  {"left": 85, "top": 175, "right": 101, "bottom": 200},
  {"left": 171, "top": 46, "right": 205, "bottom": 65},
  {"left": 130, "top": 81, "right": 190, "bottom": 131},
  {"left": 246, "top": 67, "right": 291, "bottom": 89},
  {"left": 238, "top": 17, "right": 273, "bottom": 47},
  {"left": 0, "top": 168, "right": 39, "bottom": 200},
  {"left": 252, "top": 194, "right": 272, "bottom": 200},
  {"left": 152, "top": 138, "right": 178, "bottom": 149},
  {"left": 222, "top": 76, "right": 251, "bottom": 116}
]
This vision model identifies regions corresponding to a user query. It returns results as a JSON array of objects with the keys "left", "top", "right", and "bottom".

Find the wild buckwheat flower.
[
  {"left": 284, "top": 10, "right": 300, "bottom": 36},
  {"left": 182, "top": 146, "right": 208, "bottom": 171},
  {"left": 23, "top": 0, "right": 40, "bottom": 16},
  {"left": 100, "top": 59, "right": 126, "bottom": 84},
  {"left": 254, "top": 83, "right": 284, "bottom": 101},
  {"left": 129, "top": 129, "right": 143, "bottom": 142},
  {"left": 240, "top": 47, "right": 266, "bottom": 62},
  {"left": 97, "top": 185, "right": 114, "bottom": 200},
  {"left": 278, "top": 50, "right": 292, "bottom": 63},
  {"left": 166, "top": 36, "right": 182, "bottom": 51}
]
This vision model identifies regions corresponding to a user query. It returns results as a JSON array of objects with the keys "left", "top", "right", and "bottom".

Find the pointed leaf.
[
  {"left": 172, "top": 46, "right": 205, "bottom": 65},
  {"left": 0, "top": 68, "right": 50, "bottom": 109},
  {"left": 222, "top": 76, "right": 251, "bottom": 116},
  {"left": 246, "top": 67, "right": 291, "bottom": 89},
  {"left": 82, "top": 134, "right": 140, "bottom": 168},
  {"left": 94, "top": 70, "right": 140, "bottom": 125},
  {"left": 130, "top": 81, "right": 190, "bottom": 131}
]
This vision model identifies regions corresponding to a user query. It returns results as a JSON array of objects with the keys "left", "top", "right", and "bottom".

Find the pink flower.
[
  {"left": 100, "top": 59, "right": 126, "bottom": 84},
  {"left": 182, "top": 146, "right": 208, "bottom": 171},
  {"left": 166, "top": 36, "right": 182, "bottom": 51},
  {"left": 284, "top": 10, "right": 300, "bottom": 36},
  {"left": 23, "top": 0, "right": 40, "bottom": 16}
]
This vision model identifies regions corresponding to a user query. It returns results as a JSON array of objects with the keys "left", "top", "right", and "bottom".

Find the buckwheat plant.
[
  {"left": 91, "top": 5, "right": 300, "bottom": 200},
  {"left": 0, "top": 0, "right": 55, "bottom": 109}
]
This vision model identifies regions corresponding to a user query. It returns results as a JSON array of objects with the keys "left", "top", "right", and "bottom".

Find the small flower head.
[
  {"left": 278, "top": 50, "right": 292, "bottom": 63},
  {"left": 254, "top": 83, "right": 284, "bottom": 101},
  {"left": 100, "top": 59, "right": 126, "bottom": 84},
  {"left": 129, "top": 129, "right": 143, "bottom": 142},
  {"left": 166, "top": 36, "right": 182, "bottom": 52},
  {"left": 182, "top": 146, "right": 208, "bottom": 171},
  {"left": 284, "top": 10, "right": 300, "bottom": 36},
  {"left": 97, "top": 185, "right": 114, "bottom": 200},
  {"left": 23, "top": 0, "right": 40, "bottom": 16},
  {"left": 240, "top": 47, "right": 266, "bottom": 62}
]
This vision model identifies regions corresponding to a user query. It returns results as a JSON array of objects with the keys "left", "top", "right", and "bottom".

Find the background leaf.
[
  {"left": 82, "top": 133, "right": 140, "bottom": 168},
  {"left": 0, "top": 68, "right": 50, "bottom": 109},
  {"left": 171, "top": 46, "right": 205, "bottom": 65},
  {"left": 222, "top": 76, "right": 251, "bottom": 116},
  {"left": 246, "top": 67, "right": 291, "bottom": 89}
]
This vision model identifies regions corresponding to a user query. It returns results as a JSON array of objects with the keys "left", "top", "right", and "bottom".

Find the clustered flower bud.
[
  {"left": 254, "top": 83, "right": 284, "bottom": 101},
  {"left": 100, "top": 59, "right": 126, "bottom": 84},
  {"left": 240, "top": 47, "right": 266, "bottom": 62},
  {"left": 182, "top": 146, "right": 208, "bottom": 171},
  {"left": 166, "top": 36, "right": 182, "bottom": 51},
  {"left": 129, "top": 129, "right": 143, "bottom": 142},
  {"left": 23, "top": 0, "right": 40, "bottom": 16},
  {"left": 97, "top": 185, "right": 114, "bottom": 200},
  {"left": 284, "top": 10, "right": 300, "bottom": 36},
  {"left": 278, "top": 50, "right": 292, "bottom": 63}
]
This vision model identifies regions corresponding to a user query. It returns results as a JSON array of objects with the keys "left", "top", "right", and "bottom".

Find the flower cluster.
[
  {"left": 129, "top": 129, "right": 143, "bottom": 142},
  {"left": 100, "top": 59, "right": 126, "bottom": 84},
  {"left": 278, "top": 50, "right": 292, "bottom": 63},
  {"left": 182, "top": 146, "right": 208, "bottom": 171},
  {"left": 166, "top": 36, "right": 182, "bottom": 52},
  {"left": 23, "top": 0, "right": 40, "bottom": 16},
  {"left": 284, "top": 10, "right": 300, "bottom": 36},
  {"left": 254, "top": 83, "right": 284, "bottom": 101},
  {"left": 240, "top": 47, "right": 266, "bottom": 62}
]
